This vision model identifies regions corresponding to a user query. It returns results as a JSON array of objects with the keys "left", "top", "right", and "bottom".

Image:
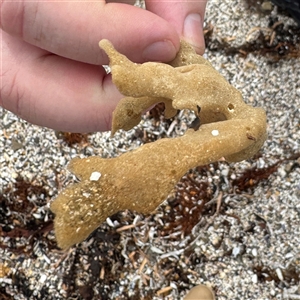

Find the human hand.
[{"left": 0, "top": 0, "right": 207, "bottom": 132}]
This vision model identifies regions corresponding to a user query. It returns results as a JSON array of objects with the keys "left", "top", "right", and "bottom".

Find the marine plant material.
[{"left": 51, "top": 40, "right": 267, "bottom": 249}]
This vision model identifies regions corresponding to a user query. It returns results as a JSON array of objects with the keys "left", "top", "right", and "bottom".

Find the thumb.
[
  {"left": 145, "top": 0, "right": 207, "bottom": 54},
  {"left": 0, "top": 1, "right": 180, "bottom": 64}
]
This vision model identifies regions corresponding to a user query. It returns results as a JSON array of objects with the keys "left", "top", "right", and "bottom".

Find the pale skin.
[{"left": 0, "top": 0, "right": 207, "bottom": 133}]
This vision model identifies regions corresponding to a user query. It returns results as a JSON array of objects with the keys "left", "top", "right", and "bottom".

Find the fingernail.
[
  {"left": 143, "top": 40, "right": 176, "bottom": 62},
  {"left": 183, "top": 13, "right": 205, "bottom": 54}
]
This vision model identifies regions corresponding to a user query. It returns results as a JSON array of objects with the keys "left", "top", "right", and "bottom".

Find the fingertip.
[
  {"left": 102, "top": 3, "right": 180, "bottom": 63},
  {"left": 142, "top": 39, "right": 177, "bottom": 62},
  {"left": 146, "top": 1, "right": 207, "bottom": 55},
  {"left": 183, "top": 13, "right": 206, "bottom": 55}
]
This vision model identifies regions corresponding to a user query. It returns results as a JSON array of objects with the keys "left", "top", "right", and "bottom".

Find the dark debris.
[
  {"left": 55, "top": 132, "right": 90, "bottom": 147},
  {"left": 204, "top": 17, "right": 300, "bottom": 60}
]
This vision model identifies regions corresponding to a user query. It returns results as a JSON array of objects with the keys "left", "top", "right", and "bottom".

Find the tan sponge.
[{"left": 51, "top": 40, "right": 267, "bottom": 249}]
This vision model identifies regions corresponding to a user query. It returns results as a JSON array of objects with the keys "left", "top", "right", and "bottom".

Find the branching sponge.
[{"left": 51, "top": 40, "right": 267, "bottom": 249}]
